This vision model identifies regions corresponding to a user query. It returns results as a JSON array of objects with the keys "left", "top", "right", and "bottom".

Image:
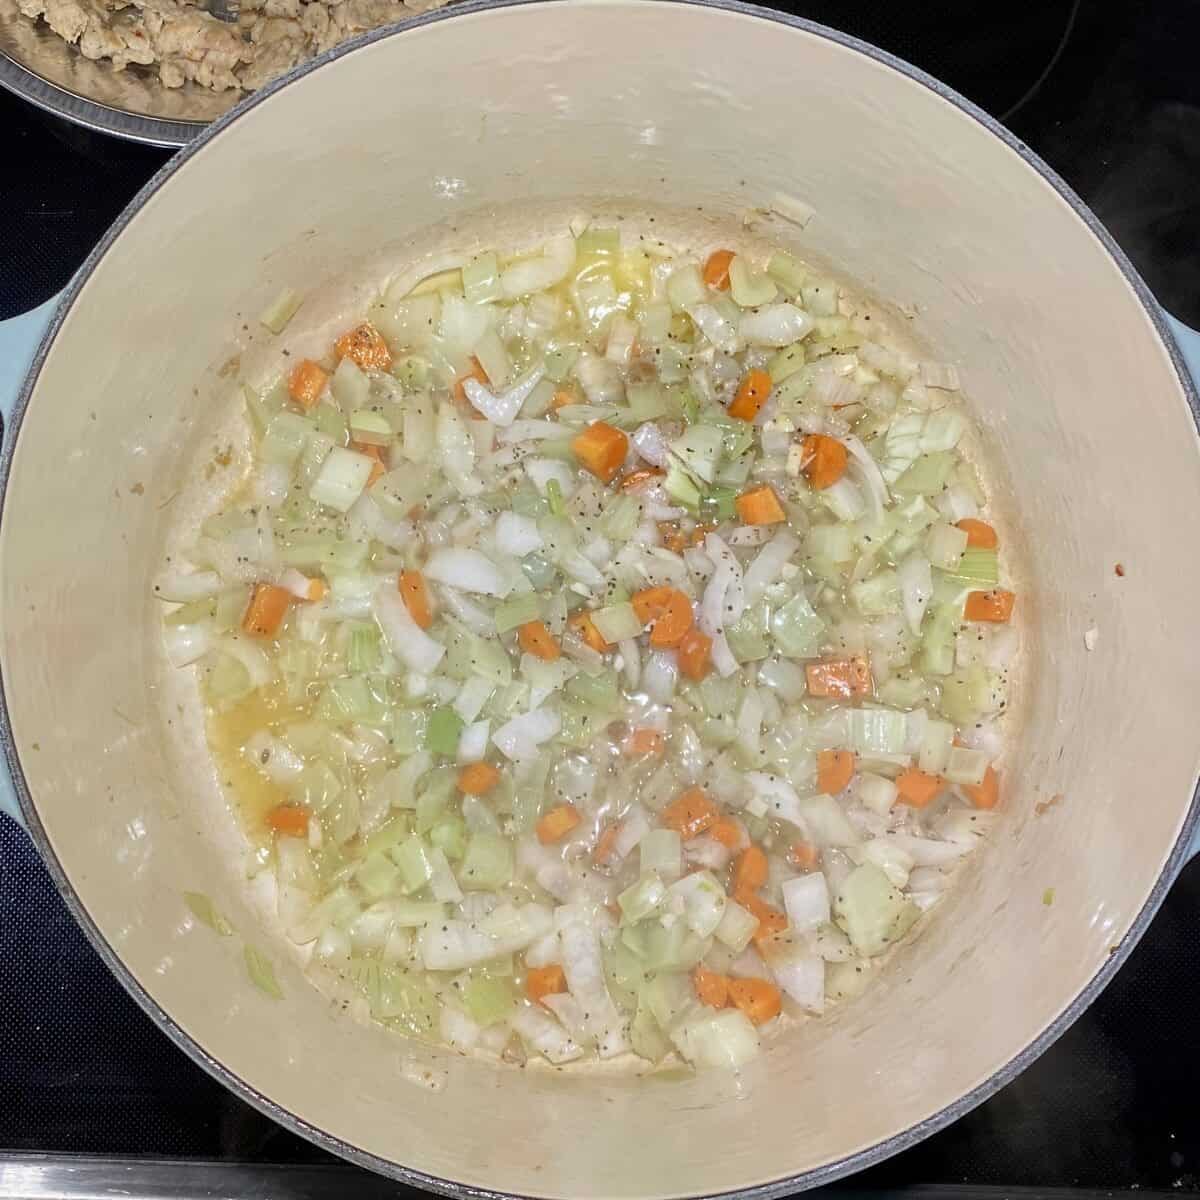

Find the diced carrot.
[
  {"left": 335, "top": 321, "right": 392, "bottom": 371},
  {"left": 964, "top": 589, "right": 1015, "bottom": 623},
  {"left": 350, "top": 440, "right": 385, "bottom": 460},
  {"left": 593, "top": 823, "right": 621, "bottom": 866},
  {"left": 692, "top": 965, "right": 729, "bottom": 1009},
  {"left": 735, "top": 484, "right": 787, "bottom": 526},
  {"left": 733, "top": 845, "right": 768, "bottom": 893},
  {"left": 963, "top": 765, "right": 1000, "bottom": 810},
  {"left": 453, "top": 357, "right": 489, "bottom": 404},
  {"left": 661, "top": 787, "right": 719, "bottom": 840},
  {"left": 956, "top": 518, "right": 998, "bottom": 549},
  {"left": 571, "top": 421, "right": 629, "bottom": 484},
  {"left": 787, "top": 841, "right": 820, "bottom": 870},
  {"left": 736, "top": 889, "right": 789, "bottom": 944},
  {"left": 302, "top": 577, "right": 327, "bottom": 602},
  {"left": 242, "top": 583, "right": 291, "bottom": 637},
  {"left": 537, "top": 803, "right": 582, "bottom": 844},
  {"left": 620, "top": 467, "right": 665, "bottom": 491},
  {"left": 551, "top": 388, "right": 576, "bottom": 411},
  {"left": 518, "top": 620, "right": 561, "bottom": 661},
  {"left": 568, "top": 610, "right": 608, "bottom": 653},
  {"left": 896, "top": 767, "right": 943, "bottom": 808},
  {"left": 287, "top": 359, "right": 328, "bottom": 411},
  {"left": 367, "top": 459, "right": 386, "bottom": 488},
  {"left": 526, "top": 964, "right": 567, "bottom": 1004},
  {"left": 398, "top": 569, "right": 433, "bottom": 630},
  {"left": 710, "top": 818, "right": 743, "bottom": 850},
  {"left": 458, "top": 762, "right": 501, "bottom": 795},
  {"left": 658, "top": 522, "right": 687, "bottom": 554},
  {"left": 266, "top": 803, "right": 309, "bottom": 837},
  {"left": 631, "top": 586, "right": 694, "bottom": 648},
  {"left": 677, "top": 627, "right": 713, "bottom": 681},
  {"left": 691, "top": 523, "right": 717, "bottom": 547},
  {"left": 805, "top": 656, "right": 872, "bottom": 699},
  {"left": 800, "top": 434, "right": 848, "bottom": 490},
  {"left": 817, "top": 749, "right": 856, "bottom": 795},
  {"left": 728, "top": 369, "right": 772, "bottom": 421},
  {"left": 727, "top": 977, "right": 782, "bottom": 1025},
  {"left": 703, "top": 249, "right": 736, "bottom": 290},
  {"left": 626, "top": 728, "right": 665, "bottom": 757}
]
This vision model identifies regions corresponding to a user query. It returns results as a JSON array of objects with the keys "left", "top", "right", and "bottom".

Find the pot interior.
[{"left": 2, "top": 3, "right": 1199, "bottom": 1196}]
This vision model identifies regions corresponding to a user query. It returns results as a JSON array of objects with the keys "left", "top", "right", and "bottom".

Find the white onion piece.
[
  {"left": 244, "top": 730, "right": 304, "bottom": 784},
  {"left": 371, "top": 584, "right": 445, "bottom": 674},
  {"left": 525, "top": 457, "right": 578, "bottom": 498},
  {"left": 742, "top": 530, "right": 799, "bottom": 605},
  {"left": 463, "top": 365, "right": 546, "bottom": 427},
  {"left": 739, "top": 303, "right": 814, "bottom": 346},
  {"left": 457, "top": 720, "right": 491, "bottom": 764},
  {"left": 497, "top": 420, "right": 562, "bottom": 445},
  {"left": 219, "top": 635, "right": 274, "bottom": 687},
  {"left": 772, "top": 955, "right": 825, "bottom": 1014},
  {"left": 154, "top": 568, "right": 223, "bottom": 604},
  {"left": 495, "top": 512, "right": 544, "bottom": 557},
  {"left": 493, "top": 708, "right": 561, "bottom": 761},
  {"left": 642, "top": 650, "right": 678, "bottom": 703},
  {"left": 631, "top": 422, "right": 670, "bottom": 468},
  {"left": 897, "top": 552, "right": 934, "bottom": 637},
  {"left": 781, "top": 873, "right": 830, "bottom": 934},
  {"left": 699, "top": 533, "right": 746, "bottom": 637},
  {"left": 424, "top": 548, "right": 511, "bottom": 598},
  {"left": 163, "top": 623, "right": 213, "bottom": 668},
  {"left": 436, "top": 585, "right": 494, "bottom": 636},
  {"left": 842, "top": 434, "right": 890, "bottom": 527}
]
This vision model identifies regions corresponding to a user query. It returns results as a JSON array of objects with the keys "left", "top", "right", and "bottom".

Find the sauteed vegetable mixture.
[{"left": 157, "top": 225, "right": 1015, "bottom": 1070}]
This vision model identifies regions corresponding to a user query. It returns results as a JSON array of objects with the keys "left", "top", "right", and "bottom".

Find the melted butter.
[{"left": 206, "top": 683, "right": 312, "bottom": 831}]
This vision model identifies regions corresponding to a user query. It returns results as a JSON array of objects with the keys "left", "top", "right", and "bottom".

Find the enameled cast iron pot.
[{"left": 2, "top": 2, "right": 1200, "bottom": 1195}]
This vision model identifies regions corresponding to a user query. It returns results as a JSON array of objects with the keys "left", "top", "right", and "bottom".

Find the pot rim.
[{"left": 2, "top": 1, "right": 1198, "bottom": 1195}]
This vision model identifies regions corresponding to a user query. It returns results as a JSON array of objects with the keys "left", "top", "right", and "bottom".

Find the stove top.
[{"left": 2, "top": 0, "right": 1200, "bottom": 1193}]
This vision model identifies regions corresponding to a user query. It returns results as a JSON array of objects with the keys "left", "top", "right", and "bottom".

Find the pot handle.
[{"left": 0, "top": 292, "right": 61, "bottom": 829}]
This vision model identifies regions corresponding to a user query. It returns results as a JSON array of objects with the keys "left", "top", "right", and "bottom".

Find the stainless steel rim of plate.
[{"left": 1, "top": 1, "right": 1199, "bottom": 1195}]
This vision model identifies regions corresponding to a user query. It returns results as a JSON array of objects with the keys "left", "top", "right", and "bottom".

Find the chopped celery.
[
  {"left": 545, "top": 477, "right": 566, "bottom": 517},
  {"left": 641, "top": 971, "right": 695, "bottom": 1032},
  {"left": 261, "top": 412, "right": 315, "bottom": 466},
  {"left": 664, "top": 462, "right": 702, "bottom": 510},
  {"left": 544, "top": 346, "right": 579, "bottom": 383},
  {"left": 640, "top": 829, "right": 682, "bottom": 881},
  {"left": 600, "top": 495, "right": 642, "bottom": 541},
  {"left": 618, "top": 872, "right": 667, "bottom": 923},
  {"left": 259, "top": 287, "right": 303, "bottom": 335},
  {"left": 427, "top": 707, "right": 465, "bottom": 757},
  {"left": 356, "top": 852, "right": 402, "bottom": 900},
  {"left": 430, "top": 816, "right": 467, "bottom": 861},
  {"left": 463, "top": 974, "right": 516, "bottom": 1026},
  {"left": 833, "top": 863, "right": 919, "bottom": 957},
  {"left": 520, "top": 553, "right": 558, "bottom": 590},
  {"left": 566, "top": 668, "right": 620, "bottom": 710},
  {"left": 316, "top": 675, "right": 387, "bottom": 725},
  {"left": 592, "top": 602, "right": 642, "bottom": 644},
  {"left": 942, "top": 548, "right": 1000, "bottom": 587},
  {"left": 392, "top": 708, "right": 430, "bottom": 755},
  {"left": 699, "top": 484, "right": 738, "bottom": 523},
  {"left": 670, "top": 424, "right": 724, "bottom": 484},
  {"left": 729, "top": 256, "right": 779, "bottom": 307},
  {"left": 770, "top": 591, "right": 825, "bottom": 658},
  {"left": 894, "top": 451, "right": 957, "bottom": 497},
  {"left": 766, "top": 251, "right": 807, "bottom": 295},
  {"left": 767, "top": 342, "right": 807, "bottom": 385},
  {"left": 939, "top": 664, "right": 990, "bottom": 724},
  {"left": 925, "top": 521, "right": 969, "bottom": 569},
  {"left": 392, "top": 354, "right": 431, "bottom": 391},
  {"left": 392, "top": 836, "right": 433, "bottom": 893},
  {"left": 346, "top": 623, "right": 381, "bottom": 673},
  {"left": 244, "top": 946, "right": 283, "bottom": 999},
  {"left": 349, "top": 409, "right": 392, "bottom": 447},
  {"left": 626, "top": 382, "right": 669, "bottom": 422},
  {"left": 463, "top": 252, "right": 502, "bottom": 304},
  {"left": 494, "top": 593, "right": 541, "bottom": 635},
  {"left": 459, "top": 832, "right": 515, "bottom": 891},
  {"left": 727, "top": 601, "right": 771, "bottom": 663},
  {"left": 850, "top": 570, "right": 901, "bottom": 616},
  {"left": 848, "top": 709, "right": 908, "bottom": 754}
]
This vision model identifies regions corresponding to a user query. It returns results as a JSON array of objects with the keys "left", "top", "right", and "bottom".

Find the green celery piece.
[{"left": 427, "top": 707, "right": 464, "bottom": 757}]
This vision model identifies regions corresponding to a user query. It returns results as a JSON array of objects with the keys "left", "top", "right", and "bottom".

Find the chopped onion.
[
  {"left": 371, "top": 583, "right": 445, "bottom": 674},
  {"left": 424, "top": 548, "right": 511, "bottom": 598},
  {"left": 493, "top": 708, "right": 561, "bottom": 761},
  {"left": 739, "top": 303, "right": 814, "bottom": 347}
]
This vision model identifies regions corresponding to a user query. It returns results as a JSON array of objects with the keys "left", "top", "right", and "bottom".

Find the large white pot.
[{"left": 2, "top": 2, "right": 1199, "bottom": 1195}]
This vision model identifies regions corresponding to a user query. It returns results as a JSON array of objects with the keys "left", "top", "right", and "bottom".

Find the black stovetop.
[{"left": 2, "top": 0, "right": 1200, "bottom": 1192}]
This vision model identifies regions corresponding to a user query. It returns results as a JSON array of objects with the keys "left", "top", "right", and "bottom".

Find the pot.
[{"left": 2, "top": 2, "right": 1200, "bottom": 1195}]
